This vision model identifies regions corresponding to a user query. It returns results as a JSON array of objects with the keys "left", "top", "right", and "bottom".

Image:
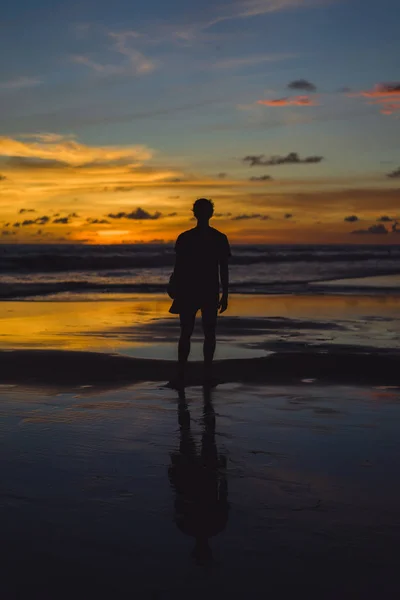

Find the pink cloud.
[
  {"left": 348, "top": 83, "right": 400, "bottom": 115},
  {"left": 257, "top": 95, "right": 318, "bottom": 107}
]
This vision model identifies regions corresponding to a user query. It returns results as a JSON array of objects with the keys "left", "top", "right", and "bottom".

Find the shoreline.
[
  {"left": 1, "top": 348, "right": 399, "bottom": 388},
  {"left": 1, "top": 272, "right": 400, "bottom": 301}
]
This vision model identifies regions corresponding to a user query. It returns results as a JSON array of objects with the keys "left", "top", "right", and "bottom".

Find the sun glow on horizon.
[
  {"left": 0, "top": 131, "right": 399, "bottom": 245},
  {"left": 1, "top": 0, "right": 400, "bottom": 245}
]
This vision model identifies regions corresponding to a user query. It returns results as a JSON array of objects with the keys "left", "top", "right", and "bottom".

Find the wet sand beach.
[
  {"left": 1, "top": 293, "right": 400, "bottom": 356},
  {"left": 1, "top": 378, "right": 400, "bottom": 599},
  {"left": 1, "top": 292, "right": 400, "bottom": 598},
  {"left": 1, "top": 348, "right": 400, "bottom": 388}
]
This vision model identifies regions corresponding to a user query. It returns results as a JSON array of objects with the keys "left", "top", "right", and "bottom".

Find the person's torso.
[{"left": 178, "top": 227, "right": 225, "bottom": 295}]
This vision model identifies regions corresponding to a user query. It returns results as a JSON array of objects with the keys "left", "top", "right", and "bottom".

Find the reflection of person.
[
  {"left": 168, "top": 388, "right": 229, "bottom": 564},
  {"left": 168, "top": 198, "right": 231, "bottom": 386}
]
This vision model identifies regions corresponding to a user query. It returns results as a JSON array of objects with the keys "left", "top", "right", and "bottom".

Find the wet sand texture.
[{"left": 1, "top": 348, "right": 399, "bottom": 388}]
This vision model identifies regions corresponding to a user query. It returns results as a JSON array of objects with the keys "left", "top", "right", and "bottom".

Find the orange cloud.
[
  {"left": 0, "top": 134, "right": 152, "bottom": 166},
  {"left": 348, "top": 83, "right": 400, "bottom": 115},
  {"left": 257, "top": 95, "right": 318, "bottom": 107}
]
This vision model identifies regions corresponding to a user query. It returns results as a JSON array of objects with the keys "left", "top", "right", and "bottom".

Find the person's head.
[{"left": 193, "top": 198, "right": 214, "bottom": 224}]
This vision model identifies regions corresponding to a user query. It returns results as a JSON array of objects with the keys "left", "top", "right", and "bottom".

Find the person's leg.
[
  {"left": 201, "top": 388, "right": 217, "bottom": 466},
  {"left": 178, "top": 310, "right": 196, "bottom": 381},
  {"left": 201, "top": 305, "right": 218, "bottom": 382}
]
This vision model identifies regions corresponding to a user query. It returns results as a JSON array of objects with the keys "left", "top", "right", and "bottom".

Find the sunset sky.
[{"left": 0, "top": 0, "right": 399, "bottom": 244}]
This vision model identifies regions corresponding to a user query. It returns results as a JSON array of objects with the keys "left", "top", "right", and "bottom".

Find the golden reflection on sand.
[
  {"left": 0, "top": 293, "right": 399, "bottom": 351},
  {"left": 0, "top": 297, "right": 169, "bottom": 351}
]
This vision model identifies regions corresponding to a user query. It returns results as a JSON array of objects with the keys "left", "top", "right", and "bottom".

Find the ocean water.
[{"left": 0, "top": 243, "right": 399, "bottom": 299}]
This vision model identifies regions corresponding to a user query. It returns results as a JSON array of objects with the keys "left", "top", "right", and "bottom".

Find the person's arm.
[
  {"left": 218, "top": 235, "right": 230, "bottom": 313},
  {"left": 219, "top": 259, "right": 229, "bottom": 313},
  {"left": 168, "top": 236, "right": 183, "bottom": 299}
]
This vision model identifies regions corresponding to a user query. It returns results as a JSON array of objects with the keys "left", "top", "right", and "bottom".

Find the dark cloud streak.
[
  {"left": 107, "top": 208, "right": 163, "bottom": 220},
  {"left": 13, "top": 215, "right": 50, "bottom": 227},
  {"left": 288, "top": 79, "right": 317, "bottom": 92},
  {"left": 35, "top": 216, "right": 50, "bottom": 225},
  {"left": 351, "top": 224, "right": 389, "bottom": 235},
  {"left": 231, "top": 213, "right": 269, "bottom": 221},
  {"left": 7, "top": 157, "right": 69, "bottom": 170},
  {"left": 387, "top": 167, "right": 400, "bottom": 178},
  {"left": 53, "top": 217, "right": 70, "bottom": 224},
  {"left": 243, "top": 152, "right": 324, "bottom": 166},
  {"left": 86, "top": 218, "right": 110, "bottom": 224},
  {"left": 249, "top": 175, "right": 272, "bottom": 181}
]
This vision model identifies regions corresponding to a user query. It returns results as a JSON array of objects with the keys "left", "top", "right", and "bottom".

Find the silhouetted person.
[
  {"left": 168, "top": 198, "right": 231, "bottom": 386},
  {"left": 168, "top": 388, "right": 229, "bottom": 564}
]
